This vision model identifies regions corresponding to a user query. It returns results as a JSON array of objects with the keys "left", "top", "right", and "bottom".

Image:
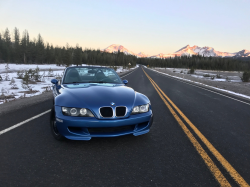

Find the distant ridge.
[
  {"left": 102, "top": 44, "right": 148, "bottom": 57},
  {"left": 102, "top": 44, "right": 249, "bottom": 58},
  {"left": 102, "top": 44, "right": 136, "bottom": 56},
  {"left": 234, "top": 49, "right": 250, "bottom": 57},
  {"left": 173, "top": 45, "right": 235, "bottom": 57}
]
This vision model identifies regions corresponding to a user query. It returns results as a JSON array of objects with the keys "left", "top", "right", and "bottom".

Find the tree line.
[
  {"left": 0, "top": 27, "right": 137, "bottom": 67},
  {"left": 138, "top": 55, "right": 250, "bottom": 71},
  {"left": 1, "top": 27, "right": 250, "bottom": 72}
]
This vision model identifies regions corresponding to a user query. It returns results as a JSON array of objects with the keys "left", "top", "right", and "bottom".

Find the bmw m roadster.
[{"left": 50, "top": 66, "right": 153, "bottom": 140}]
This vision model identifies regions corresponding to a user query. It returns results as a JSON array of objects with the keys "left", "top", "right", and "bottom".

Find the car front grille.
[
  {"left": 115, "top": 107, "right": 126, "bottom": 117},
  {"left": 100, "top": 107, "right": 113, "bottom": 118}
]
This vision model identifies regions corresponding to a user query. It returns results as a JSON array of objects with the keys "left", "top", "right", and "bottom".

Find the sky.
[{"left": 0, "top": 0, "right": 249, "bottom": 56}]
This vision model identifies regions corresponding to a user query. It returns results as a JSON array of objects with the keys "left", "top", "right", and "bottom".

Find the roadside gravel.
[{"left": 0, "top": 91, "right": 53, "bottom": 115}]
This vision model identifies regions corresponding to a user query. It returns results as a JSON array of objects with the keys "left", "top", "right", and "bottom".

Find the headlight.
[
  {"left": 61, "top": 107, "right": 94, "bottom": 117},
  {"left": 132, "top": 104, "right": 149, "bottom": 114}
]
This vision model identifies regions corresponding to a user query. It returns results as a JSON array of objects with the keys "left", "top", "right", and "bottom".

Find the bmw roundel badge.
[{"left": 110, "top": 102, "right": 115, "bottom": 106}]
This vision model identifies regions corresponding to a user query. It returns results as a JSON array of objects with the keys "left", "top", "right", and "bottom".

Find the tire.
[{"left": 50, "top": 107, "right": 65, "bottom": 141}]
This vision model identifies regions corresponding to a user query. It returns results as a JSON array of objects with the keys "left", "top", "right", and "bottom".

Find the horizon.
[{"left": 0, "top": 0, "right": 249, "bottom": 56}]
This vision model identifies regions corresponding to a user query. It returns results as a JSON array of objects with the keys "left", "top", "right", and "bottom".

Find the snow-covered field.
[
  {"left": 144, "top": 66, "right": 250, "bottom": 100},
  {"left": 0, "top": 64, "right": 137, "bottom": 104},
  {"left": 157, "top": 68, "right": 242, "bottom": 82},
  {"left": 0, "top": 64, "right": 65, "bottom": 74}
]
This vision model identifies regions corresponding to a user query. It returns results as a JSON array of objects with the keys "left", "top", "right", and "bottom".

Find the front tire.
[{"left": 50, "top": 107, "right": 65, "bottom": 141}]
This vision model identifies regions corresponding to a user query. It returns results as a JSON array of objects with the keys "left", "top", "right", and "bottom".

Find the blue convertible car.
[{"left": 50, "top": 66, "right": 153, "bottom": 140}]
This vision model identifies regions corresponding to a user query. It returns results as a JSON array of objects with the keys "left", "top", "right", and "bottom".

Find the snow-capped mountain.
[
  {"left": 149, "top": 53, "right": 175, "bottom": 58},
  {"left": 102, "top": 44, "right": 136, "bottom": 56},
  {"left": 137, "top": 52, "right": 148, "bottom": 58},
  {"left": 174, "top": 45, "right": 235, "bottom": 57},
  {"left": 174, "top": 45, "right": 198, "bottom": 56},
  {"left": 234, "top": 49, "right": 250, "bottom": 57},
  {"left": 102, "top": 44, "right": 249, "bottom": 58}
]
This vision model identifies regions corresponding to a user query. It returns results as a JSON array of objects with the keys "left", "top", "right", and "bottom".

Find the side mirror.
[
  {"left": 123, "top": 80, "right": 128, "bottom": 84},
  {"left": 51, "top": 79, "right": 58, "bottom": 85}
]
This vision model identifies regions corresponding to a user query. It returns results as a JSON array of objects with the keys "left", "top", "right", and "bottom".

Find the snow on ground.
[
  {"left": 144, "top": 66, "right": 250, "bottom": 100},
  {"left": 0, "top": 64, "right": 138, "bottom": 104},
  {"left": 0, "top": 64, "right": 65, "bottom": 73},
  {"left": 158, "top": 68, "right": 242, "bottom": 82}
]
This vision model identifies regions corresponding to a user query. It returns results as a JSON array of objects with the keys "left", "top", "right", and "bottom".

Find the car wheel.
[{"left": 50, "top": 107, "right": 65, "bottom": 141}]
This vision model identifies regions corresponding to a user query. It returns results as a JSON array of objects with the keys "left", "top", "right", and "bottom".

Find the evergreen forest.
[
  {"left": 0, "top": 28, "right": 137, "bottom": 68},
  {"left": 0, "top": 27, "right": 250, "bottom": 71},
  {"left": 138, "top": 55, "right": 250, "bottom": 71}
]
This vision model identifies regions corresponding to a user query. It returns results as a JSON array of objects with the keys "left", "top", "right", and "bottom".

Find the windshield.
[{"left": 63, "top": 67, "right": 123, "bottom": 84}]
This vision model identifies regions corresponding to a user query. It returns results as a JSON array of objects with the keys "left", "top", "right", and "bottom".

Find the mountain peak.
[
  {"left": 102, "top": 44, "right": 249, "bottom": 58},
  {"left": 103, "top": 44, "right": 136, "bottom": 56},
  {"left": 234, "top": 49, "right": 250, "bottom": 57},
  {"left": 137, "top": 52, "right": 148, "bottom": 58},
  {"left": 175, "top": 45, "right": 190, "bottom": 53},
  {"left": 174, "top": 45, "right": 235, "bottom": 57}
]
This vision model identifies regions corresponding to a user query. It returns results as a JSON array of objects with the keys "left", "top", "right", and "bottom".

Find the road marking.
[
  {"left": 0, "top": 110, "right": 51, "bottom": 136},
  {"left": 148, "top": 68, "right": 250, "bottom": 106},
  {"left": 142, "top": 69, "right": 231, "bottom": 186},
  {"left": 120, "top": 68, "right": 138, "bottom": 78},
  {"left": 143, "top": 68, "right": 250, "bottom": 187}
]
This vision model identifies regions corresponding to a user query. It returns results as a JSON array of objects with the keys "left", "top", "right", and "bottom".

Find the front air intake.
[
  {"left": 116, "top": 107, "right": 126, "bottom": 117},
  {"left": 100, "top": 107, "right": 113, "bottom": 118},
  {"left": 88, "top": 125, "right": 135, "bottom": 134}
]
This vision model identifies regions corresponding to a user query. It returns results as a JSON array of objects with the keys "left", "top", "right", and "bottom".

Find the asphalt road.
[{"left": 0, "top": 66, "right": 249, "bottom": 186}]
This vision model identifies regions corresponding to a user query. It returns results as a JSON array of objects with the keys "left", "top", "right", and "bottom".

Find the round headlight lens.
[
  {"left": 70, "top": 108, "right": 77, "bottom": 115},
  {"left": 140, "top": 105, "right": 147, "bottom": 112},
  {"left": 80, "top": 108, "right": 87, "bottom": 116},
  {"left": 133, "top": 106, "right": 140, "bottom": 113}
]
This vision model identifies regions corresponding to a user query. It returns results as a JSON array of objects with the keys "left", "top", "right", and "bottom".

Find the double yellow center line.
[{"left": 142, "top": 68, "right": 249, "bottom": 187}]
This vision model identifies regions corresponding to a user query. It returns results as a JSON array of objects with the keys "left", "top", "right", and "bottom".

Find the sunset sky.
[{"left": 0, "top": 0, "right": 249, "bottom": 56}]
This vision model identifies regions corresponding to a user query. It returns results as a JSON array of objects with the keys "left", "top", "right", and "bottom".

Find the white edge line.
[
  {"left": 0, "top": 67, "right": 138, "bottom": 136},
  {"left": 0, "top": 110, "right": 51, "bottom": 136},
  {"left": 145, "top": 67, "right": 250, "bottom": 106},
  {"left": 120, "top": 68, "right": 138, "bottom": 78}
]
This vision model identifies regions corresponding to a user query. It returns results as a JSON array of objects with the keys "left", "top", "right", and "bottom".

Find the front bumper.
[{"left": 54, "top": 106, "right": 153, "bottom": 140}]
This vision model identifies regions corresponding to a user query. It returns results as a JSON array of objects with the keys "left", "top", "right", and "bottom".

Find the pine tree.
[
  {"left": 9, "top": 77, "right": 18, "bottom": 89},
  {"left": 20, "top": 30, "right": 28, "bottom": 63},
  {"left": 34, "top": 66, "right": 41, "bottom": 81},
  {"left": 13, "top": 27, "right": 20, "bottom": 63},
  {"left": 3, "top": 28, "right": 12, "bottom": 62},
  {"left": 73, "top": 44, "right": 82, "bottom": 66},
  {"left": 241, "top": 71, "right": 250, "bottom": 82},
  {"left": 36, "top": 33, "right": 45, "bottom": 63},
  {"left": 21, "top": 71, "right": 33, "bottom": 91},
  {"left": 4, "top": 63, "right": 10, "bottom": 81},
  {"left": 63, "top": 43, "right": 72, "bottom": 67},
  {"left": 1, "top": 87, "right": 5, "bottom": 96},
  {"left": 0, "top": 33, "right": 2, "bottom": 61}
]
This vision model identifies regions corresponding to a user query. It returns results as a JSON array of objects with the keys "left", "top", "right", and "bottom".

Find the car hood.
[{"left": 55, "top": 84, "right": 137, "bottom": 118}]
